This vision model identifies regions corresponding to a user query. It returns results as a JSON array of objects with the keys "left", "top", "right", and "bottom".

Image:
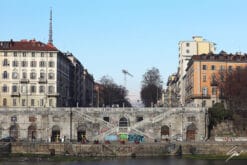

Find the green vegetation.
[{"left": 208, "top": 103, "right": 232, "bottom": 130}]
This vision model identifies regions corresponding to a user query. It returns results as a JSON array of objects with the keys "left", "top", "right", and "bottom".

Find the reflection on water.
[{"left": 1, "top": 157, "right": 246, "bottom": 165}]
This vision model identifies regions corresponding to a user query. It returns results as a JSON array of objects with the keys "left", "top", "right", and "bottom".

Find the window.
[
  {"left": 119, "top": 117, "right": 128, "bottom": 127},
  {"left": 39, "top": 86, "right": 45, "bottom": 93},
  {"left": 202, "top": 65, "right": 207, "bottom": 70},
  {"left": 21, "top": 85, "right": 27, "bottom": 93},
  {"left": 220, "top": 65, "right": 225, "bottom": 71},
  {"left": 48, "top": 86, "right": 54, "bottom": 93},
  {"left": 48, "top": 72, "right": 54, "bottom": 79},
  {"left": 30, "top": 61, "right": 37, "bottom": 67},
  {"left": 12, "top": 85, "right": 18, "bottom": 93},
  {"left": 103, "top": 117, "right": 110, "bottom": 122},
  {"left": 4, "top": 52, "right": 7, "bottom": 56},
  {"left": 228, "top": 66, "right": 233, "bottom": 71},
  {"left": 2, "top": 85, "right": 8, "bottom": 92},
  {"left": 3, "top": 71, "right": 8, "bottom": 79},
  {"left": 212, "top": 87, "right": 217, "bottom": 95},
  {"left": 32, "top": 52, "right": 35, "bottom": 57},
  {"left": 22, "top": 99, "right": 26, "bottom": 106},
  {"left": 136, "top": 116, "right": 143, "bottom": 122},
  {"left": 186, "top": 43, "right": 190, "bottom": 47},
  {"left": 31, "top": 99, "right": 35, "bottom": 106},
  {"left": 40, "top": 99, "right": 44, "bottom": 106},
  {"left": 30, "top": 72, "right": 36, "bottom": 79},
  {"left": 21, "top": 61, "right": 28, "bottom": 67},
  {"left": 203, "top": 75, "right": 206, "bottom": 82},
  {"left": 49, "top": 99, "right": 53, "bottom": 107},
  {"left": 202, "top": 87, "right": 208, "bottom": 96},
  {"left": 49, "top": 53, "right": 53, "bottom": 57},
  {"left": 22, "top": 52, "right": 26, "bottom": 57},
  {"left": 41, "top": 52, "right": 44, "bottom": 57},
  {"left": 12, "top": 61, "right": 18, "bottom": 67},
  {"left": 187, "top": 116, "right": 196, "bottom": 122},
  {"left": 211, "top": 65, "right": 215, "bottom": 70},
  {"left": 22, "top": 72, "right": 27, "bottom": 79},
  {"left": 14, "top": 52, "right": 17, "bottom": 57},
  {"left": 3, "top": 59, "right": 8, "bottom": 66},
  {"left": 39, "top": 61, "right": 46, "bottom": 67},
  {"left": 40, "top": 72, "right": 45, "bottom": 79},
  {"left": 186, "top": 49, "right": 190, "bottom": 53},
  {"left": 12, "top": 72, "right": 18, "bottom": 79},
  {"left": 13, "top": 99, "right": 17, "bottom": 106},
  {"left": 3, "top": 98, "right": 7, "bottom": 106},
  {"left": 30, "top": 85, "right": 36, "bottom": 93},
  {"left": 49, "top": 61, "right": 54, "bottom": 67}
]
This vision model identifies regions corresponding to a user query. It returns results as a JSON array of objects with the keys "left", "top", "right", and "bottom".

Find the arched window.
[
  {"left": 51, "top": 125, "right": 60, "bottom": 142},
  {"left": 77, "top": 125, "right": 86, "bottom": 142},
  {"left": 119, "top": 117, "right": 128, "bottom": 127}
]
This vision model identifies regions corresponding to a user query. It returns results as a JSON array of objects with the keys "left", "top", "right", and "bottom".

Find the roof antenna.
[{"left": 48, "top": 7, "right": 53, "bottom": 45}]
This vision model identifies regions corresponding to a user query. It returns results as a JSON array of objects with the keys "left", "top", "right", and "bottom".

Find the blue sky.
[{"left": 1, "top": 0, "right": 247, "bottom": 103}]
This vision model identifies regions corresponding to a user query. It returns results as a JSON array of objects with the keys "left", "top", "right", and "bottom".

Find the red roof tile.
[{"left": 0, "top": 39, "right": 58, "bottom": 51}]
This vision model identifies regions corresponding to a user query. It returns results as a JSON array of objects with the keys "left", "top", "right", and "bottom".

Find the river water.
[{"left": 1, "top": 157, "right": 246, "bottom": 165}]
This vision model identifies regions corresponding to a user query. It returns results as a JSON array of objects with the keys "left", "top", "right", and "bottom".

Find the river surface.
[{"left": 1, "top": 157, "right": 246, "bottom": 165}]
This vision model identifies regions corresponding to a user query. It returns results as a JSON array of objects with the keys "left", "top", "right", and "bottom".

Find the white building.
[
  {"left": 0, "top": 39, "right": 73, "bottom": 108},
  {"left": 178, "top": 36, "right": 216, "bottom": 106}
]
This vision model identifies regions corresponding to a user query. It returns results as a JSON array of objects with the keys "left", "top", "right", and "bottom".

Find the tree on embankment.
[
  {"left": 140, "top": 67, "right": 163, "bottom": 107},
  {"left": 99, "top": 76, "right": 131, "bottom": 107}
]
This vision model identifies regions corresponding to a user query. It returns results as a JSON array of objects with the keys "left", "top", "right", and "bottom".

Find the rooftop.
[{"left": 0, "top": 39, "right": 58, "bottom": 51}]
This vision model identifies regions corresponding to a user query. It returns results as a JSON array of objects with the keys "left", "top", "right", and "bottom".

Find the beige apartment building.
[
  {"left": 0, "top": 39, "right": 73, "bottom": 108},
  {"left": 178, "top": 36, "right": 216, "bottom": 105},
  {"left": 185, "top": 53, "right": 247, "bottom": 108}
]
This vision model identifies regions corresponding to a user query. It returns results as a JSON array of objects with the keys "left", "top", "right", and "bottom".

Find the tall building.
[
  {"left": 185, "top": 53, "right": 247, "bottom": 107},
  {"left": 178, "top": 36, "right": 216, "bottom": 105},
  {"left": 0, "top": 39, "right": 73, "bottom": 107}
]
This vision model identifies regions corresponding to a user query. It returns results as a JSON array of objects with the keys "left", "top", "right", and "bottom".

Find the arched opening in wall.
[
  {"left": 119, "top": 117, "right": 128, "bottom": 127},
  {"left": 186, "top": 123, "right": 197, "bottom": 141},
  {"left": 51, "top": 125, "right": 60, "bottom": 142},
  {"left": 77, "top": 125, "right": 86, "bottom": 143},
  {"left": 28, "top": 125, "right": 37, "bottom": 141},
  {"left": 9, "top": 124, "right": 18, "bottom": 140},
  {"left": 161, "top": 125, "right": 169, "bottom": 141}
]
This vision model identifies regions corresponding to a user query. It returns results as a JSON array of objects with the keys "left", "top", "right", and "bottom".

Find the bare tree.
[
  {"left": 99, "top": 76, "right": 131, "bottom": 107},
  {"left": 140, "top": 67, "right": 162, "bottom": 107}
]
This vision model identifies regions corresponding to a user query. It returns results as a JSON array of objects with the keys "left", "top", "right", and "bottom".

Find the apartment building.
[
  {"left": 0, "top": 39, "right": 73, "bottom": 108},
  {"left": 178, "top": 36, "right": 216, "bottom": 105},
  {"left": 185, "top": 53, "right": 247, "bottom": 107}
]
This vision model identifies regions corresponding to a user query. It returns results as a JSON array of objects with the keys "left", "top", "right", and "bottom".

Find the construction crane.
[{"left": 122, "top": 69, "right": 133, "bottom": 88}]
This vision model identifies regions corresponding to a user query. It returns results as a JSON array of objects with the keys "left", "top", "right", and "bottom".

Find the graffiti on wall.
[{"left": 117, "top": 133, "right": 144, "bottom": 142}]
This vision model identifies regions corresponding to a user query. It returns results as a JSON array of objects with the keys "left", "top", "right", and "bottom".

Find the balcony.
[
  {"left": 38, "top": 78, "right": 47, "bottom": 83},
  {"left": 11, "top": 92, "right": 20, "bottom": 97},
  {"left": 210, "top": 81, "right": 218, "bottom": 86},
  {"left": 47, "top": 92, "right": 59, "bottom": 97},
  {"left": 20, "top": 78, "right": 29, "bottom": 83},
  {"left": 191, "top": 94, "right": 211, "bottom": 99}
]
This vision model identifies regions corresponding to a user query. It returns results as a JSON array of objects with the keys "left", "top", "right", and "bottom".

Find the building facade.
[
  {"left": 0, "top": 39, "right": 74, "bottom": 108},
  {"left": 178, "top": 36, "right": 216, "bottom": 106},
  {"left": 185, "top": 53, "right": 247, "bottom": 107}
]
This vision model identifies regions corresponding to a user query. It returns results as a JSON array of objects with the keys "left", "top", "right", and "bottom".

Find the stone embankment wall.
[{"left": 9, "top": 142, "right": 247, "bottom": 157}]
